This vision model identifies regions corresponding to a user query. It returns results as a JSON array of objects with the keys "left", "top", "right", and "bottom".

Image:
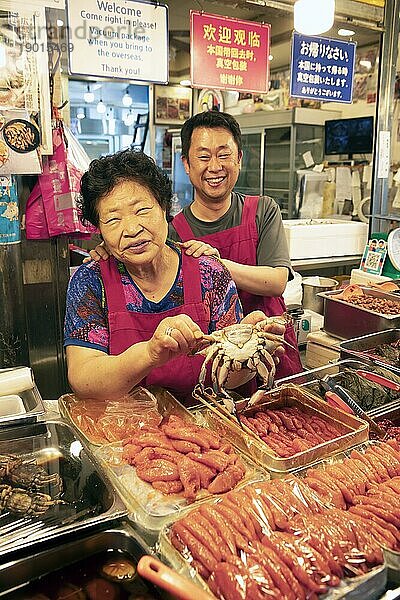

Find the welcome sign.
[{"left": 66, "top": 0, "right": 168, "bottom": 82}]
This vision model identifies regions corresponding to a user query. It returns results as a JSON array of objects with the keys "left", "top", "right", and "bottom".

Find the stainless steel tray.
[
  {"left": 319, "top": 289, "right": 400, "bottom": 340},
  {"left": 340, "top": 330, "right": 400, "bottom": 376},
  {"left": 198, "top": 384, "right": 368, "bottom": 474},
  {"left": 0, "top": 385, "right": 44, "bottom": 428},
  {"left": 0, "top": 420, "right": 126, "bottom": 559},
  {"left": 0, "top": 523, "right": 160, "bottom": 598},
  {"left": 275, "top": 359, "right": 400, "bottom": 413}
]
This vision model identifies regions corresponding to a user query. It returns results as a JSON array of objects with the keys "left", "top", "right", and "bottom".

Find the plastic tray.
[
  {"left": 0, "top": 385, "right": 44, "bottom": 427},
  {"left": 93, "top": 390, "right": 264, "bottom": 536},
  {"left": 58, "top": 386, "right": 163, "bottom": 447},
  {"left": 197, "top": 384, "right": 369, "bottom": 474},
  {"left": 340, "top": 330, "right": 400, "bottom": 376},
  {"left": 158, "top": 512, "right": 387, "bottom": 600}
]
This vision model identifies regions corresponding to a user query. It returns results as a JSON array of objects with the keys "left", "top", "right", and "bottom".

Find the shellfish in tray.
[
  {"left": 0, "top": 484, "right": 63, "bottom": 516},
  {"left": 0, "top": 453, "right": 63, "bottom": 497}
]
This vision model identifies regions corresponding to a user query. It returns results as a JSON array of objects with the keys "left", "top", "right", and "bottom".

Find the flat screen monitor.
[{"left": 324, "top": 116, "right": 374, "bottom": 158}]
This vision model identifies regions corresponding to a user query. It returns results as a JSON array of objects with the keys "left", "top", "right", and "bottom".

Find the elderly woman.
[{"left": 64, "top": 150, "right": 284, "bottom": 403}]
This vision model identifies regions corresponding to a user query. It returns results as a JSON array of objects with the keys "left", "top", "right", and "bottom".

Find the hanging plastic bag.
[
  {"left": 25, "top": 181, "right": 50, "bottom": 239},
  {"left": 37, "top": 123, "right": 97, "bottom": 237}
]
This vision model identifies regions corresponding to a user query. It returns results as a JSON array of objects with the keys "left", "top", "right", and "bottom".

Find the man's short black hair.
[
  {"left": 79, "top": 149, "right": 172, "bottom": 227},
  {"left": 180, "top": 110, "right": 242, "bottom": 160}
]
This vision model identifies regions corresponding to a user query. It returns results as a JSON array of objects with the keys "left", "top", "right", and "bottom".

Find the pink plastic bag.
[
  {"left": 25, "top": 181, "right": 50, "bottom": 239},
  {"left": 38, "top": 125, "right": 96, "bottom": 237}
]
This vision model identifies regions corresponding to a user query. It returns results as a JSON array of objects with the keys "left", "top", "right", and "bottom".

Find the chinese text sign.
[
  {"left": 191, "top": 11, "right": 270, "bottom": 94},
  {"left": 67, "top": 0, "right": 168, "bottom": 83},
  {"left": 290, "top": 32, "right": 356, "bottom": 103}
]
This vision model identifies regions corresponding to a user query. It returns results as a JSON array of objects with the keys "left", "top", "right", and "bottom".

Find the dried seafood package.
[{"left": 161, "top": 440, "right": 400, "bottom": 599}]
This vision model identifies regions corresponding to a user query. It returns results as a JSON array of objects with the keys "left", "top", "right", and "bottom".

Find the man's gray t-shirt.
[{"left": 168, "top": 192, "right": 293, "bottom": 278}]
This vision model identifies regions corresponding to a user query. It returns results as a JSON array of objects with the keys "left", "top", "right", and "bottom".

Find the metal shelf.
[{"left": 372, "top": 214, "right": 400, "bottom": 221}]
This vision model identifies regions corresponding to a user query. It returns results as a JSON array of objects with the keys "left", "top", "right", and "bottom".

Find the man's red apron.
[
  {"left": 100, "top": 252, "right": 209, "bottom": 404},
  {"left": 172, "top": 196, "right": 303, "bottom": 380}
]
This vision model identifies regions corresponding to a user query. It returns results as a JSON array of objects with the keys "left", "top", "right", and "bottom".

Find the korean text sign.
[
  {"left": 290, "top": 32, "right": 356, "bottom": 103},
  {"left": 66, "top": 0, "right": 168, "bottom": 83},
  {"left": 191, "top": 11, "right": 270, "bottom": 93}
]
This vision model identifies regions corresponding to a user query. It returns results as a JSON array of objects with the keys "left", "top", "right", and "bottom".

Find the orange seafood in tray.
[
  {"left": 166, "top": 439, "right": 400, "bottom": 599},
  {"left": 241, "top": 406, "right": 345, "bottom": 457},
  {"left": 122, "top": 415, "right": 245, "bottom": 501}
]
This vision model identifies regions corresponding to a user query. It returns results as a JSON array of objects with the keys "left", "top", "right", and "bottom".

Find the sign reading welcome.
[{"left": 66, "top": 0, "right": 168, "bottom": 82}]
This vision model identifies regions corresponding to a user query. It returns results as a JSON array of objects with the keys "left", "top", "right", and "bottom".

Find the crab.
[
  {"left": 196, "top": 316, "right": 291, "bottom": 394},
  {"left": 7, "top": 463, "right": 63, "bottom": 497},
  {"left": 0, "top": 484, "right": 62, "bottom": 516},
  {"left": 0, "top": 454, "right": 23, "bottom": 479}
]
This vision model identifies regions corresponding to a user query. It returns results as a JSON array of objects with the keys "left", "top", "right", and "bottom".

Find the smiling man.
[{"left": 169, "top": 110, "right": 302, "bottom": 379}]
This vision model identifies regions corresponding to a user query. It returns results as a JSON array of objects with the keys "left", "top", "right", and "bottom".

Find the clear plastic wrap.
[
  {"left": 196, "top": 384, "right": 369, "bottom": 474},
  {"left": 159, "top": 469, "right": 389, "bottom": 599},
  {"left": 93, "top": 388, "right": 265, "bottom": 534},
  {"left": 158, "top": 438, "right": 400, "bottom": 599},
  {"left": 58, "top": 386, "right": 163, "bottom": 445}
]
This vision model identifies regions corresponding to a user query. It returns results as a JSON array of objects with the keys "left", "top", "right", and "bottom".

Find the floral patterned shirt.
[{"left": 64, "top": 243, "right": 243, "bottom": 353}]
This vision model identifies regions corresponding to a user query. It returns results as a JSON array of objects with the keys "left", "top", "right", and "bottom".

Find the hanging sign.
[
  {"left": 290, "top": 32, "right": 356, "bottom": 103},
  {"left": 66, "top": 0, "right": 168, "bottom": 83},
  {"left": 0, "top": 177, "right": 20, "bottom": 245},
  {"left": 190, "top": 11, "right": 270, "bottom": 94}
]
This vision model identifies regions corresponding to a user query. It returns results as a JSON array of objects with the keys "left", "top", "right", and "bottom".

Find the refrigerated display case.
[{"left": 235, "top": 108, "right": 340, "bottom": 218}]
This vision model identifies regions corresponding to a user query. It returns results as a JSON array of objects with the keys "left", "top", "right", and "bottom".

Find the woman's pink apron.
[
  {"left": 100, "top": 252, "right": 209, "bottom": 404},
  {"left": 172, "top": 196, "right": 303, "bottom": 380}
]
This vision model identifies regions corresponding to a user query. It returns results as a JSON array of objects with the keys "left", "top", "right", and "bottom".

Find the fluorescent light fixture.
[
  {"left": 84, "top": 84, "right": 94, "bottom": 103},
  {"left": 97, "top": 99, "right": 107, "bottom": 114},
  {"left": 57, "top": 19, "right": 64, "bottom": 27},
  {"left": 338, "top": 27, "right": 355, "bottom": 36},
  {"left": 180, "top": 79, "right": 191, "bottom": 86},
  {"left": 360, "top": 59, "right": 372, "bottom": 69},
  {"left": 76, "top": 107, "right": 85, "bottom": 119},
  {"left": 122, "top": 87, "right": 132, "bottom": 107},
  {"left": 294, "top": 0, "right": 335, "bottom": 35}
]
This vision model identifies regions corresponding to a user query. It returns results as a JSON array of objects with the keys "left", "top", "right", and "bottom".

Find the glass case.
[
  {"left": 264, "top": 123, "right": 324, "bottom": 217},
  {"left": 236, "top": 131, "right": 263, "bottom": 196},
  {"left": 236, "top": 108, "right": 340, "bottom": 218}
]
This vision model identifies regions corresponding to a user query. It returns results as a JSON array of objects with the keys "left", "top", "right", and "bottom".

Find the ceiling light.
[
  {"left": 122, "top": 87, "right": 132, "bottom": 107},
  {"left": 76, "top": 107, "right": 85, "bottom": 119},
  {"left": 269, "top": 54, "right": 274, "bottom": 61},
  {"left": 84, "top": 84, "right": 94, "bottom": 103},
  {"left": 57, "top": 19, "right": 64, "bottom": 27},
  {"left": 294, "top": 0, "right": 335, "bottom": 35},
  {"left": 338, "top": 28, "right": 355, "bottom": 36},
  {"left": 180, "top": 79, "right": 191, "bottom": 87},
  {"left": 97, "top": 99, "right": 107, "bottom": 114},
  {"left": 124, "top": 110, "right": 135, "bottom": 126},
  {"left": 360, "top": 59, "right": 372, "bottom": 70}
]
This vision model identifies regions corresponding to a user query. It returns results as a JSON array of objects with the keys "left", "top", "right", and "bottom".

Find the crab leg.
[{"left": 198, "top": 347, "right": 219, "bottom": 387}]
